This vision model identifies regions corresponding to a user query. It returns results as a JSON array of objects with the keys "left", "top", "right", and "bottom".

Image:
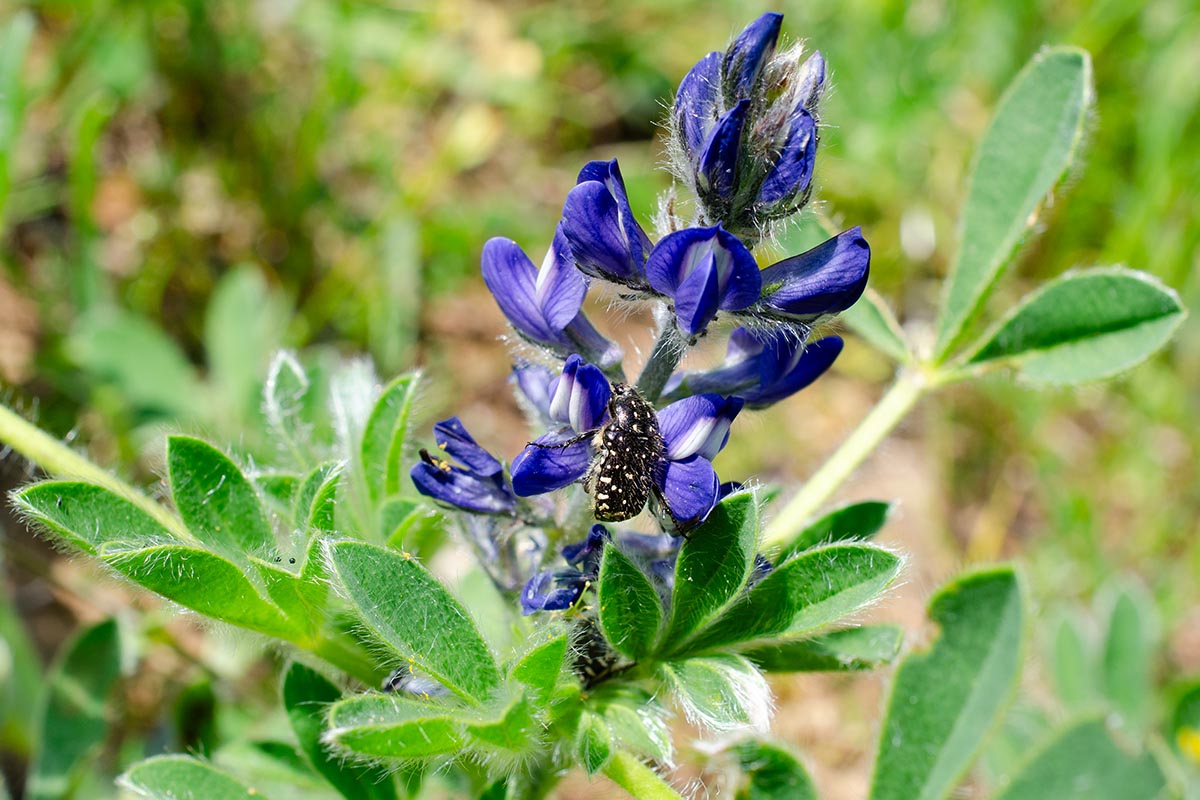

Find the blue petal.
[
  {"left": 410, "top": 461, "right": 515, "bottom": 515},
  {"left": 657, "top": 455, "right": 720, "bottom": 528},
  {"left": 743, "top": 335, "right": 843, "bottom": 408},
  {"left": 657, "top": 394, "right": 743, "bottom": 461},
  {"left": 512, "top": 362, "right": 556, "bottom": 419},
  {"left": 433, "top": 417, "right": 503, "bottom": 476},
  {"left": 561, "top": 160, "right": 651, "bottom": 285},
  {"left": 672, "top": 251, "right": 721, "bottom": 336},
  {"left": 758, "top": 227, "right": 870, "bottom": 317},
  {"left": 646, "top": 226, "right": 761, "bottom": 333},
  {"left": 588, "top": 159, "right": 653, "bottom": 269},
  {"left": 673, "top": 51, "right": 722, "bottom": 157},
  {"left": 723, "top": 12, "right": 782, "bottom": 99},
  {"left": 535, "top": 225, "right": 588, "bottom": 330},
  {"left": 757, "top": 107, "right": 816, "bottom": 205},
  {"left": 480, "top": 237, "right": 559, "bottom": 344},
  {"left": 520, "top": 570, "right": 587, "bottom": 615},
  {"left": 548, "top": 355, "right": 611, "bottom": 433},
  {"left": 565, "top": 312, "right": 623, "bottom": 370},
  {"left": 698, "top": 99, "right": 749, "bottom": 196},
  {"left": 561, "top": 524, "right": 610, "bottom": 575},
  {"left": 510, "top": 437, "right": 592, "bottom": 496}
]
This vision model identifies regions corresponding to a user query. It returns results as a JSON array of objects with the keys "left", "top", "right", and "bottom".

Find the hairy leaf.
[
  {"left": 732, "top": 740, "right": 817, "bottom": 800},
  {"left": 362, "top": 373, "right": 420, "bottom": 502},
  {"left": 119, "top": 755, "right": 267, "bottom": 799},
  {"left": 168, "top": 436, "right": 274, "bottom": 557},
  {"left": 745, "top": 625, "right": 903, "bottom": 672},
  {"left": 15, "top": 481, "right": 178, "bottom": 555},
  {"left": 781, "top": 500, "right": 893, "bottom": 558},
  {"left": 324, "top": 693, "right": 464, "bottom": 759},
  {"left": 869, "top": 567, "right": 1023, "bottom": 800},
  {"left": 935, "top": 48, "right": 1093, "bottom": 358},
  {"left": 598, "top": 544, "right": 663, "bottom": 659}
]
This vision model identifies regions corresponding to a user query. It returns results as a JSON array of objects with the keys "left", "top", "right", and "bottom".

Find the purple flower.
[
  {"left": 670, "top": 13, "right": 830, "bottom": 231},
  {"left": 411, "top": 417, "right": 516, "bottom": 514},
  {"left": 666, "top": 329, "right": 843, "bottom": 409},
  {"left": 560, "top": 159, "right": 653, "bottom": 289},
  {"left": 520, "top": 525, "right": 611, "bottom": 615},
  {"left": 481, "top": 226, "right": 620, "bottom": 366},
  {"left": 520, "top": 569, "right": 590, "bottom": 615},
  {"left": 756, "top": 227, "right": 870, "bottom": 321},
  {"left": 510, "top": 358, "right": 744, "bottom": 528},
  {"left": 645, "top": 225, "right": 762, "bottom": 336}
]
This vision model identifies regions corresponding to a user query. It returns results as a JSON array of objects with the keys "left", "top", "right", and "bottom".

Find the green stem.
[
  {"left": 602, "top": 751, "right": 683, "bottom": 800},
  {"left": 0, "top": 403, "right": 190, "bottom": 540},
  {"left": 636, "top": 324, "right": 683, "bottom": 403},
  {"left": 762, "top": 370, "right": 928, "bottom": 549},
  {"left": 308, "top": 633, "right": 380, "bottom": 685}
]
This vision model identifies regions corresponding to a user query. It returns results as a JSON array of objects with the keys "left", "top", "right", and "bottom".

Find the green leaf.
[
  {"left": 1170, "top": 682, "right": 1200, "bottom": 763},
  {"left": 27, "top": 620, "right": 121, "bottom": 800},
  {"left": 255, "top": 473, "right": 300, "bottom": 517},
  {"left": 14, "top": 481, "right": 178, "bottom": 555},
  {"left": 103, "top": 544, "right": 297, "bottom": 639},
  {"left": 745, "top": 625, "right": 903, "bottom": 673},
  {"left": 934, "top": 47, "right": 1093, "bottom": 359},
  {"left": 509, "top": 633, "right": 568, "bottom": 696},
  {"left": 869, "top": 566, "right": 1024, "bottom": 800},
  {"left": 598, "top": 544, "right": 663, "bottom": 660},
  {"left": 732, "top": 740, "right": 817, "bottom": 800},
  {"left": 168, "top": 436, "right": 274, "bottom": 558},
  {"left": 1050, "top": 613, "right": 1099, "bottom": 712},
  {"left": 1101, "top": 582, "right": 1156, "bottom": 733},
  {"left": 574, "top": 712, "right": 613, "bottom": 775},
  {"left": 683, "top": 544, "right": 902, "bottom": 655},
  {"left": 0, "top": 12, "right": 35, "bottom": 225},
  {"left": 964, "top": 267, "right": 1185, "bottom": 384},
  {"left": 205, "top": 266, "right": 288, "bottom": 428},
  {"left": 361, "top": 373, "right": 420, "bottom": 502},
  {"left": 283, "top": 663, "right": 397, "bottom": 800},
  {"left": 324, "top": 693, "right": 464, "bottom": 759},
  {"left": 662, "top": 493, "right": 758, "bottom": 651},
  {"left": 380, "top": 499, "right": 446, "bottom": 555},
  {"left": 119, "top": 755, "right": 269, "bottom": 799},
  {"left": 327, "top": 541, "right": 499, "bottom": 704},
  {"left": 780, "top": 500, "right": 893, "bottom": 559},
  {"left": 465, "top": 694, "right": 538, "bottom": 755},
  {"left": 68, "top": 309, "right": 203, "bottom": 418},
  {"left": 294, "top": 462, "right": 342, "bottom": 535},
  {"left": 252, "top": 536, "right": 331, "bottom": 635},
  {"left": 263, "top": 351, "right": 314, "bottom": 467},
  {"left": 842, "top": 289, "right": 911, "bottom": 364},
  {"left": 993, "top": 718, "right": 1165, "bottom": 800},
  {"left": 660, "top": 655, "right": 770, "bottom": 733},
  {"left": 592, "top": 688, "right": 672, "bottom": 763}
]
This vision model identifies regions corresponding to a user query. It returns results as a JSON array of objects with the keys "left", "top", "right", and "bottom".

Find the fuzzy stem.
[
  {"left": 635, "top": 324, "right": 683, "bottom": 404},
  {"left": 603, "top": 751, "right": 684, "bottom": 800},
  {"left": 0, "top": 402, "right": 190, "bottom": 540},
  {"left": 762, "top": 370, "right": 928, "bottom": 549}
]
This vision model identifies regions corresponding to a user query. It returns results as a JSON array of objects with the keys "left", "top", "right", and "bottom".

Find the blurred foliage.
[{"left": 0, "top": 0, "right": 1197, "bottom": 796}]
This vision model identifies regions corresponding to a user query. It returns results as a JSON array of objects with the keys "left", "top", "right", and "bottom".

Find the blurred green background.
[{"left": 0, "top": 0, "right": 1197, "bottom": 797}]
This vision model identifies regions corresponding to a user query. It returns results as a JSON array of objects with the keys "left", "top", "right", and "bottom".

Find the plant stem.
[
  {"left": 0, "top": 403, "right": 189, "bottom": 539},
  {"left": 636, "top": 324, "right": 682, "bottom": 403},
  {"left": 603, "top": 751, "right": 684, "bottom": 800},
  {"left": 308, "top": 633, "right": 380, "bottom": 685},
  {"left": 761, "top": 370, "right": 928, "bottom": 549}
]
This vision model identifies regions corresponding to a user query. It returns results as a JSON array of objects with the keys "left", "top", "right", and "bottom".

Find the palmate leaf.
[
  {"left": 26, "top": 620, "right": 121, "bottom": 800},
  {"left": 731, "top": 740, "right": 818, "bottom": 800},
  {"left": 283, "top": 663, "right": 397, "bottom": 800},
  {"left": 992, "top": 718, "right": 1165, "bottom": 800},
  {"left": 964, "top": 267, "right": 1185, "bottom": 385},
  {"left": 678, "top": 543, "right": 902, "bottom": 657},
  {"left": 869, "top": 566, "right": 1024, "bottom": 800},
  {"left": 661, "top": 493, "right": 758, "bottom": 651},
  {"left": 361, "top": 373, "right": 420, "bottom": 502},
  {"left": 597, "top": 544, "right": 663, "bottom": 660},
  {"left": 167, "top": 435, "right": 274, "bottom": 558},
  {"left": 327, "top": 541, "right": 499, "bottom": 704},
  {"left": 934, "top": 47, "right": 1093, "bottom": 359},
  {"left": 119, "top": 755, "right": 267, "bottom": 799},
  {"left": 745, "top": 625, "right": 903, "bottom": 673}
]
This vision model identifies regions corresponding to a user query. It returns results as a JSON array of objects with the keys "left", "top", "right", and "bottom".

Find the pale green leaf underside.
[
  {"left": 935, "top": 47, "right": 1093, "bottom": 359},
  {"left": 869, "top": 567, "right": 1024, "bottom": 800},
  {"left": 992, "top": 718, "right": 1165, "bottom": 800},
  {"left": 119, "top": 755, "right": 268, "bottom": 799},
  {"left": 965, "top": 267, "right": 1184, "bottom": 384},
  {"left": 842, "top": 289, "right": 910, "bottom": 364}
]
